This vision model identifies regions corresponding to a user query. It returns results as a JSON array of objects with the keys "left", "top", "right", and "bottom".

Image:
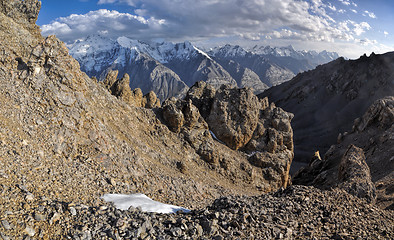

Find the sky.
[{"left": 38, "top": 0, "right": 394, "bottom": 59}]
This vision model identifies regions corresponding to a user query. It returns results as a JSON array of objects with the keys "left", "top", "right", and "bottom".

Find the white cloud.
[
  {"left": 364, "top": 11, "right": 377, "bottom": 19},
  {"left": 356, "top": 38, "right": 378, "bottom": 46},
  {"left": 41, "top": 0, "right": 382, "bottom": 58},
  {"left": 338, "top": 0, "right": 351, "bottom": 6},
  {"left": 41, "top": 9, "right": 165, "bottom": 42},
  {"left": 351, "top": 9, "right": 357, "bottom": 13},
  {"left": 384, "top": 31, "right": 389, "bottom": 36},
  {"left": 327, "top": 4, "right": 337, "bottom": 11}
]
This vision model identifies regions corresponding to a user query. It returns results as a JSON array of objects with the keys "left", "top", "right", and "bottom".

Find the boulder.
[
  {"left": 207, "top": 85, "right": 260, "bottom": 150},
  {"left": 338, "top": 145, "right": 376, "bottom": 203},
  {"left": 142, "top": 91, "right": 161, "bottom": 108}
]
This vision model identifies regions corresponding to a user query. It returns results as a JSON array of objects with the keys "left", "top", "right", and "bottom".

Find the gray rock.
[
  {"left": 207, "top": 85, "right": 260, "bottom": 150},
  {"left": 1, "top": 220, "right": 11, "bottom": 230},
  {"left": 338, "top": 145, "right": 376, "bottom": 203}
]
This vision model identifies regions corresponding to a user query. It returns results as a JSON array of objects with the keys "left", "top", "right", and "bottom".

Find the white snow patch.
[
  {"left": 193, "top": 46, "right": 212, "bottom": 60},
  {"left": 246, "top": 151, "right": 260, "bottom": 157},
  {"left": 102, "top": 193, "right": 190, "bottom": 214}
]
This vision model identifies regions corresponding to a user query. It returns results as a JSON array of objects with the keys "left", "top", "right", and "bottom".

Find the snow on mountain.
[
  {"left": 208, "top": 44, "right": 248, "bottom": 58},
  {"left": 248, "top": 45, "right": 340, "bottom": 65},
  {"left": 69, "top": 36, "right": 340, "bottom": 100},
  {"left": 69, "top": 35, "right": 236, "bottom": 101}
]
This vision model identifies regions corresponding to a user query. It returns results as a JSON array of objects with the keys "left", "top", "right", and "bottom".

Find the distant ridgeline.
[{"left": 69, "top": 35, "right": 339, "bottom": 102}]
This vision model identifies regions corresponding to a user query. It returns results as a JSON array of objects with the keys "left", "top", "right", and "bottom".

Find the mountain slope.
[
  {"left": 260, "top": 53, "right": 394, "bottom": 162},
  {"left": 293, "top": 97, "right": 394, "bottom": 210}
]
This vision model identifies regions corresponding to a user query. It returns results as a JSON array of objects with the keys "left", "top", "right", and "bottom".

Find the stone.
[
  {"left": 337, "top": 145, "right": 376, "bottom": 203},
  {"left": 185, "top": 81, "right": 216, "bottom": 119},
  {"left": 1, "top": 220, "right": 11, "bottom": 230},
  {"left": 142, "top": 91, "right": 160, "bottom": 108},
  {"left": 207, "top": 85, "right": 260, "bottom": 150},
  {"left": 34, "top": 213, "right": 46, "bottom": 221},
  {"left": 24, "top": 226, "right": 35, "bottom": 237},
  {"left": 162, "top": 98, "right": 184, "bottom": 133}
]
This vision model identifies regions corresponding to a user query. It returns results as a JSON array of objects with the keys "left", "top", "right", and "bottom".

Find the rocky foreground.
[{"left": 3, "top": 186, "right": 389, "bottom": 239}]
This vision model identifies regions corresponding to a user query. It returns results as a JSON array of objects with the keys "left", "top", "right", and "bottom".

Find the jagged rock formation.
[
  {"left": 293, "top": 97, "right": 393, "bottom": 209},
  {"left": 337, "top": 145, "right": 376, "bottom": 203},
  {"left": 102, "top": 70, "right": 160, "bottom": 108},
  {"left": 207, "top": 86, "right": 261, "bottom": 150},
  {"left": 261, "top": 53, "right": 394, "bottom": 163},
  {"left": 173, "top": 82, "right": 294, "bottom": 190}
]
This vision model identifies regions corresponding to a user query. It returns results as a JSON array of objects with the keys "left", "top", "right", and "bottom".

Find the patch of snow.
[
  {"left": 102, "top": 193, "right": 190, "bottom": 214},
  {"left": 246, "top": 151, "right": 260, "bottom": 157},
  {"left": 193, "top": 46, "right": 212, "bottom": 60}
]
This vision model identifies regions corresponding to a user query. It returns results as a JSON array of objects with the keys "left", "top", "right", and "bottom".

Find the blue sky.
[{"left": 38, "top": 0, "right": 394, "bottom": 58}]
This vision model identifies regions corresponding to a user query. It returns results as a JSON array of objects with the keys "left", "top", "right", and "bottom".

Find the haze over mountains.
[{"left": 69, "top": 35, "right": 339, "bottom": 101}]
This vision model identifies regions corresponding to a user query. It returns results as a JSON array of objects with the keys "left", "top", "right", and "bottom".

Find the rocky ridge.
[
  {"left": 293, "top": 97, "right": 394, "bottom": 210},
  {"left": 261, "top": 53, "right": 394, "bottom": 163}
]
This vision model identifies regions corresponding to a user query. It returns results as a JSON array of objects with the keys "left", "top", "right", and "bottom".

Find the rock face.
[
  {"left": 293, "top": 97, "right": 394, "bottom": 209},
  {"left": 172, "top": 82, "right": 294, "bottom": 190},
  {"left": 261, "top": 53, "right": 394, "bottom": 163},
  {"left": 162, "top": 98, "right": 219, "bottom": 164}
]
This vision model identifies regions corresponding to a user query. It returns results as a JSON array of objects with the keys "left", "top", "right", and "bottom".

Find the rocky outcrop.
[
  {"left": 171, "top": 82, "right": 294, "bottom": 190},
  {"left": 184, "top": 81, "right": 216, "bottom": 119},
  {"left": 293, "top": 97, "right": 393, "bottom": 209},
  {"left": 0, "top": 0, "right": 41, "bottom": 26},
  {"left": 338, "top": 145, "right": 376, "bottom": 203},
  {"left": 102, "top": 70, "right": 160, "bottom": 108},
  {"left": 162, "top": 98, "right": 219, "bottom": 164}
]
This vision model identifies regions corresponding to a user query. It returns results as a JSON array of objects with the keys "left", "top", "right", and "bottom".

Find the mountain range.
[{"left": 69, "top": 35, "right": 339, "bottom": 101}]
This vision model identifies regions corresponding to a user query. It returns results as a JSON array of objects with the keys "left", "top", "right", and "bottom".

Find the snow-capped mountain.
[
  {"left": 208, "top": 44, "right": 339, "bottom": 87},
  {"left": 248, "top": 45, "right": 339, "bottom": 65},
  {"left": 70, "top": 35, "right": 236, "bottom": 101},
  {"left": 70, "top": 36, "right": 340, "bottom": 101}
]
